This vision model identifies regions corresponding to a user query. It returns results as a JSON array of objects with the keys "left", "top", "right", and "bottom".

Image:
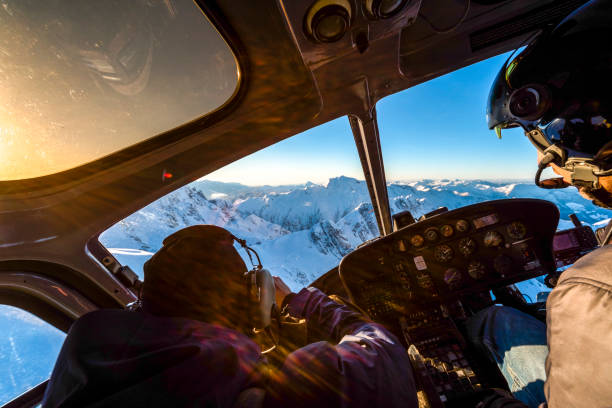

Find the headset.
[
  {"left": 130, "top": 228, "right": 282, "bottom": 353},
  {"left": 501, "top": 83, "right": 612, "bottom": 208},
  {"left": 231, "top": 234, "right": 281, "bottom": 354}
]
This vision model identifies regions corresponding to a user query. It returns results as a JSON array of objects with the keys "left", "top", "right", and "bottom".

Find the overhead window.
[
  {"left": 0, "top": 0, "right": 240, "bottom": 181},
  {"left": 0, "top": 305, "right": 65, "bottom": 405}
]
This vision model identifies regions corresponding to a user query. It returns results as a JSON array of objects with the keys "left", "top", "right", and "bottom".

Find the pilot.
[
  {"left": 480, "top": 0, "right": 612, "bottom": 407},
  {"left": 41, "top": 225, "right": 418, "bottom": 408}
]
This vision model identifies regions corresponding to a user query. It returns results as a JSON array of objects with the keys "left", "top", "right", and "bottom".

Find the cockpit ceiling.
[
  {"left": 399, "top": 0, "right": 589, "bottom": 83},
  {"left": 0, "top": 0, "right": 239, "bottom": 181}
]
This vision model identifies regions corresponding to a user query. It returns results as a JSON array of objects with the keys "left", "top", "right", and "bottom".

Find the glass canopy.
[{"left": 0, "top": 0, "right": 240, "bottom": 181}]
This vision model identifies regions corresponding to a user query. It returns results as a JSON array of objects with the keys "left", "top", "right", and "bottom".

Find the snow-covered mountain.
[{"left": 100, "top": 176, "right": 611, "bottom": 291}]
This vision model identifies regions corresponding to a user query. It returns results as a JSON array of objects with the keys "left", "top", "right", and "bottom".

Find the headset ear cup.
[
  {"left": 509, "top": 83, "right": 551, "bottom": 121},
  {"left": 254, "top": 269, "right": 276, "bottom": 329}
]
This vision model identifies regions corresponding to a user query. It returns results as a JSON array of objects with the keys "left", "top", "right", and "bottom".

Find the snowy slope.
[
  {"left": 101, "top": 177, "right": 611, "bottom": 292},
  {"left": 0, "top": 306, "right": 65, "bottom": 405}
]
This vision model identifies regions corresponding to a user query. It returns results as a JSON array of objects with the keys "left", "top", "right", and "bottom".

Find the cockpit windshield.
[
  {"left": 0, "top": 0, "right": 239, "bottom": 181},
  {"left": 100, "top": 117, "right": 369, "bottom": 290}
]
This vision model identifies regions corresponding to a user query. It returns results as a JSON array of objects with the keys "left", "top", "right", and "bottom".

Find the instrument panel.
[{"left": 339, "top": 199, "right": 559, "bottom": 323}]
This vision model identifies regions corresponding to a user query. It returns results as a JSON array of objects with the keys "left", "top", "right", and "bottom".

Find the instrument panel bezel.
[{"left": 338, "top": 199, "right": 559, "bottom": 321}]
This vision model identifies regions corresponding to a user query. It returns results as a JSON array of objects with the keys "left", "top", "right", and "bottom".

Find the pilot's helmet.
[{"left": 487, "top": 0, "right": 612, "bottom": 190}]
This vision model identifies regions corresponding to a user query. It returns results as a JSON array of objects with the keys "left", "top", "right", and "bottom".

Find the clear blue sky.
[{"left": 205, "top": 52, "right": 536, "bottom": 185}]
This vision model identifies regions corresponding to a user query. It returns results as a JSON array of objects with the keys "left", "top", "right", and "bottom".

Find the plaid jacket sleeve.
[{"left": 265, "top": 287, "right": 418, "bottom": 408}]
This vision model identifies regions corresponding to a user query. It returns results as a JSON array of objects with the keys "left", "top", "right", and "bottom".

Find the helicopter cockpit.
[{"left": 0, "top": 0, "right": 606, "bottom": 407}]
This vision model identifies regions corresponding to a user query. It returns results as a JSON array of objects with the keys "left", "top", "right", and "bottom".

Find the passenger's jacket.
[
  {"left": 544, "top": 245, "right": 612, "bottom": 408},
  {"left": 42, "top": 287, "right": 418, "bottom": 408}
]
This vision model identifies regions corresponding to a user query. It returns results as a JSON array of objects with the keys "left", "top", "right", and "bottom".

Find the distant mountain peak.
[{"left": 326, "top": 175, "right": 361, "bottom": 187}]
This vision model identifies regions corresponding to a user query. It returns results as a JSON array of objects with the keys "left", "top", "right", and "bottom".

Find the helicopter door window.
[
  {"left": 99, "top": 117, "right": 372, "bottom": 291},
  {"left": 0, "top": 305, "right": 65, "bottom": 406}
]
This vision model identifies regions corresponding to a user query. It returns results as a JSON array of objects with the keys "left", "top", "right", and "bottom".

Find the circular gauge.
[
  {"left": 410, "top": 234, "right": 425, "bottom": 248},
  {"left": 494, "top": 255, "right": 514, "bottom": 277},
  {"left": 456, "top": 219, "right": 470, "bottom": 233},
  {"left": 444, "top": 268, "right": 463, "bottom": 289},
  {"left": 483, "top": 231, "right": 504, "bottom": 247},
  {"left": 468, "top": 261, "right": 486, "bottom": 280},
  {"left": 434, "top": 244, "right": 454, "bottom": 263},
  {"left": 458, "top": 237, "right": 477, "bottom": 256},
  {"left": 424, "top": 228, "right": 439, "bottom": 242},
  {"left": 507, "top": 221, "right": 527, "bottom": 240},
  {"left": 440, "top": 224, "right": 454, "bottom": 238}
]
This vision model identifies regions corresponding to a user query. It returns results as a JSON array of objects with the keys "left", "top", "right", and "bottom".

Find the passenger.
[
  {"left": 41, "top": 225, "right": 418, "bottom": 408},
  {"left": 473, "top": 0, "right": 612, "bottom": 407}
]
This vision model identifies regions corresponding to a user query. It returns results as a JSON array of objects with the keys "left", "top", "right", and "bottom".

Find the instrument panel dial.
[
  {"left": 434, "top": 244, "right": 454, "bottom": 263},
  {"left": 458, "top": 237, "right": 477, "bottom": 256},
  {"left": 494, "top": 255, "right": 513, "bottom": 277},
  {"left": 416, "top": 271, "right": 435, "bottom": 289},
  {"left": 425, "top": 228, "right": 439, "bottom": 242},
  {"left": 468, "top": 261, "right": 486, "bottom": 280},
  {"left": 440, "top": 224, "right": 454, "bottom": 238},
  {"left": 443, "top": 267, "right": 463, "bottom": 289},
  {"left": 507, "top": 221, "right": 527, "bottom": 240},
  {"left": 456, "top": 219, "right": 470, "bottom": 233},
  {"left": 410, "top": 234, "right": 425, "bottom": 248},
  {"left": 483, "top": 231, "right": 504, "bottom": 247}
]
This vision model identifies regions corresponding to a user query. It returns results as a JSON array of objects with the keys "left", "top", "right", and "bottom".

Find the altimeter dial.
[{"left": 434, "top": 244, "right": 454, "bottom": 263}]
